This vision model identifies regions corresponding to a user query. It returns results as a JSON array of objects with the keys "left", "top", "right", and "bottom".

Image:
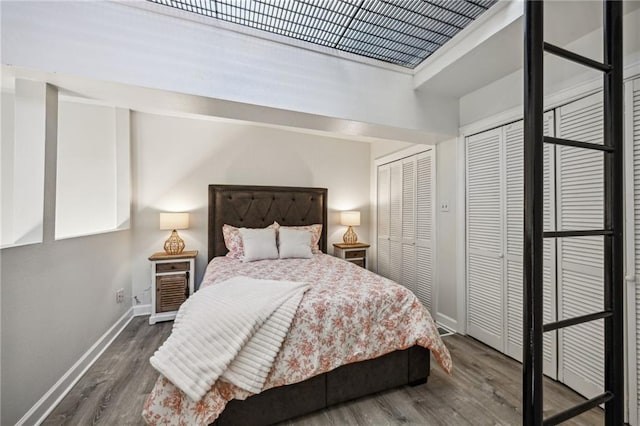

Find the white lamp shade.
[
  {"left": 340, "top": 211, "right": 360, "bottom": 227},
  {"left": 160, "top": 212, "right": 190, "bottom": 230}
]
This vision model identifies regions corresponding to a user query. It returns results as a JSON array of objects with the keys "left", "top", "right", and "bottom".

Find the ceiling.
[
  {"left": 148, "top": 0, "right": 498, "bottom": 68},
  {"left": 417, "top": 0, "right": 640, "bottom": 97}
]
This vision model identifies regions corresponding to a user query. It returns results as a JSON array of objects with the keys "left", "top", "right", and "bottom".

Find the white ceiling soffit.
[
  {"left": 2, "top": 65, "right": 446, "bottom": 145},
  {"left": 414, "top": 0, "right": 640, "bottom": 97},
  {"left": 413, "top": 0, "right": 522, "bottom": 92}
]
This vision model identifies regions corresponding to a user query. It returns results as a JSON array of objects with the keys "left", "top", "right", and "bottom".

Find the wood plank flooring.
[{"left": 45, "top": 316, "right": 603, "bottom": 425}]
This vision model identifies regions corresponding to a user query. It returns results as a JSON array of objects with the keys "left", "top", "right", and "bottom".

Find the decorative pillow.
[
  {"left": 278, "top": 228, "right": 313, "bottom": 259},
  {"left": 276, "top": 223, "right": 322, "bottom": 254},
  {"left": 240, "top": 228, "right": 279, "bottom": 262},
  {"left": 223, "top": 223, "right": 277, "bottom": 259}
]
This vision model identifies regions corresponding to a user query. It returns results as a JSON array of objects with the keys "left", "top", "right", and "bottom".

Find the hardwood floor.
[{"left": 44, "top": 316, "right": 603, "bottom": 425}]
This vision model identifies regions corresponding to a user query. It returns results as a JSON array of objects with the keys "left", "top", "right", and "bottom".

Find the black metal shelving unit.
[{"left": 522, "top": 1, "right": 624, "bottom": 424}]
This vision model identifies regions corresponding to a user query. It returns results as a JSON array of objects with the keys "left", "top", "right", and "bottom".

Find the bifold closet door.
[
  {"left": 466, "top": 127, "right": 504, "bottom": 351},
  {"left": 628, "top": 77, "right": 640, "bottom": 425},
  {"left": 503, "top": 116, "right": 558, "bottom": 379},
  {"left": 414, "top": 151, "right": 435, "bottom": 312},
  {"left": 556, "top": 92, "right": 605, "bottom": 399},
  {"left": 376, "top": 151, "right": 435, "bottom": 314},
  {"left": 377, "top": 164, "right": 391, "bottom": 278}
]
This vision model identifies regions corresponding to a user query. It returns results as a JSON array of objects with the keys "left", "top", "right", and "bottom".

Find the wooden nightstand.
[
  {"left": 148, "top": 250, "right": 198, "bottom": 325},
  {"left": 333, "top": 243, "right": 370, "bottom": 269}
]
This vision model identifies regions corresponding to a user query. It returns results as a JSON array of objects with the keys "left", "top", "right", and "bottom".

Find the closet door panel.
[
  {"left": 402, "top": 159, "right": 416, "bottom": 242},
  {"left": 504, "top": 121, "right": 524, "bottom": 362},
  {"left": 416, "top": 246, "right": 433, "bottom": 311},
  {"left": 389, "top": 162, "right": 403, "bottom": 241},
  {"left": 542, "top": 122, "right": 558, "bottom": 380},
  {"left": 629, "top": 77, "right": 640, "bottom": 425},
  {"left": 466, "top": 128, "right": 504, "bottom": 351},
  {"left": 557, "top": 92, "right": 605, "bottom": 399},
  {"left": 401, "top": 158, "right": 416, "bottom": 293},
  {"left": 504, "top": 116, "right": 557, "bottom": 379},
  {"left": 389, "top": 162, "right": 403, "bottom": 284},
  {"left": 377, "top": 238, "right": 390, "bottom": 278},
  {"left": 468, "top": 255, "right": 503, "bottom": 349},
  {"left": 401, "top": 244, "right": 416, "bottom": 294},
  {"left": 377, "top": 165, "right": 391, "bottom": 277},
  {"left": 415, "top": 151, "right": 435, "bottom": 312}
]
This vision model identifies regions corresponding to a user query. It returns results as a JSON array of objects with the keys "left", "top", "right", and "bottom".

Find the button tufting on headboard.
[{"left": 209, "top": 185, "right": 327, "bottom": 261}]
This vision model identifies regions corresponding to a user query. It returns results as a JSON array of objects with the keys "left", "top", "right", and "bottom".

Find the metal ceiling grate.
[{"left": 148, "top": 0, "right": 497, "bottom": 68}]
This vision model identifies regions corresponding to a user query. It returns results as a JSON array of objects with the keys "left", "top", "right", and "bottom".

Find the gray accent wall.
[{"left": 1, "top": 230, "right": 132, "bottom": 424}]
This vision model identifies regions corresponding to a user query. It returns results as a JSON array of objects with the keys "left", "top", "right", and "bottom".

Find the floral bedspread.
[{"left": 143, "top": 254, "right": 452, "bottom": 425}]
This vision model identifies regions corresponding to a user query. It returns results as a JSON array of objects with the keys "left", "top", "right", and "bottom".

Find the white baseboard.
[
  {"left": 133, "top": 304, "right": 151, "bottom": 316},
  {"left": 436, "top": 312, "right": 458, "bottom": 333},
  {"left": 17, "top": 307, "right": 134, "bottom": 426}
]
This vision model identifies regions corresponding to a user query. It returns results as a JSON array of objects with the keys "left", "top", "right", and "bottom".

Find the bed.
[{"left": 142, "top": 185, "right": 451, "bottom": 426}]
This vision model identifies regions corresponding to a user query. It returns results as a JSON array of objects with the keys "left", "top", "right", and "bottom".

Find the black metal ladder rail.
[{"left": 523, "top": 1, "right": 624, "bottom": 425}]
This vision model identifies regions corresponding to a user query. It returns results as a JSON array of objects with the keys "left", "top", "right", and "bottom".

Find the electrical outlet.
[
  {"left": 440, "top": 201, "right": 450, "bottom": 212},
  {"left": 116, "top": 288, "right": 125, "bottom": 304}
]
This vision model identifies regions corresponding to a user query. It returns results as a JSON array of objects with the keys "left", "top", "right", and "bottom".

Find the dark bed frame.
[{"left": 208, "top": 184, "right": 431, "bottom": 426}]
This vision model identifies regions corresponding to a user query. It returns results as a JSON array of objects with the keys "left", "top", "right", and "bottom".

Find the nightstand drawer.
[
  {"left": 350, "top": 259, "right": 365, "bottom": 268},
  {"left": 345, "top": 250, "right": 366, "bottom": 259},
  {"left": 156, "top": 261, "right": 190, "bottom": 273}
]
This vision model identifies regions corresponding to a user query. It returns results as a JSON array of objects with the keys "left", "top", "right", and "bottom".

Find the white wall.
[
  {"left": 56, "top": 100, "right": 117, "bottom": 238},
  {"left": 1, "top": 84, "right": 134, "bottom": 425},
  {"left": 1, "top": 83, "right": 49, "bottom": 247},
  {"left": 435, "top": 138, "right": 458, "bottom": 329},
  {"left": 1, "top": 92, "right": 15, "bottom": 245},
  {"left": 0, "top": 1, "right": 458, "bottom": 137},
  {"left": 130, "top": 112, "right": 372, "bottom": 305}
]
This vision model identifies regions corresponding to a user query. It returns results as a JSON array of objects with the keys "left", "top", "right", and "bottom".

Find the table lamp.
[
  {"left": 340, "top": 211, "right": 360, "bottom": 244},
  {"left": 160, "top": 212, "right": 189, "bottom": 254}
]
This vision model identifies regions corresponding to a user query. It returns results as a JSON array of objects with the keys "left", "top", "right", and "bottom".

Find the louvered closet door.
[
  {"left": 466, "top": 127, "right": 505, "bottom": 351},
  {"left": 556, "top": 92, "right": 605, "bottom": 399},
  {"left": 503, "top": 115, "right": 558, "bottom": 379},
  {"left": 401, "top": 157, "right": 417, "bottom": 294},
  {"left": 377, "top": 164, "right": 391, "bottom": 278},
  {"left": 415, "top": 151, "right": 435, "bottom": 313},
  {"left": 629, "top": 77, "right": 640, "bottom": 425},
  {"left": 389, "top": 161, "right": 403, "bottom": 284}
]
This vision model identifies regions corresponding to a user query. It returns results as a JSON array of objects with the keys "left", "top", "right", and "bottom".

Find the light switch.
[{"left": 440, "top": 201, "right": 449, "bottom": 212}]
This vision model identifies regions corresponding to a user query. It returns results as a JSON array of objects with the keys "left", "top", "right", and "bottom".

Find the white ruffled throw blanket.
[{"left": 150, "top": 276, "right": 309, "bottom": 401}]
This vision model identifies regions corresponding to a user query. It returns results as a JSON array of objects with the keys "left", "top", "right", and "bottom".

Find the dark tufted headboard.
[{"left": 208, "top": 185, "right": 328, "bottom": 261}]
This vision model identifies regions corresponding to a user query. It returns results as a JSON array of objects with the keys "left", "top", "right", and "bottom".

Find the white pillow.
[
  {"left": 278, "top": 228, "right": 313, "bottom": 259},
  {"left": 240, "top": 228, "right": 279, "bottom": 262}
]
